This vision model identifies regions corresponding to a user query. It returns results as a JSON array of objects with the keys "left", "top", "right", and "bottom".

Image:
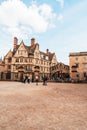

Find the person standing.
[
  {"left": 23, "top": 76, "right": 26, "bottom": 83},
  {"left": 27, "top": 76, "right": 30, "bottom": 83}
]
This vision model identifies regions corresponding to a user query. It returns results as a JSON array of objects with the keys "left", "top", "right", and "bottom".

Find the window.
[
  {"left": 36, "top": 59, "right": 38, "bottom": 64},
  {"left": 18, "top": 50, "right": 26, "bottom": 55},
  {"left": 30, "top": 65, "right": 32, "bottom": 70},
  {"left": 76, "top": 73, "right": 79, "bottom": 78},
  {"left": 75, "top": 57, "right": 78, "bottom": 61},
  {"left": 41, "top": 67, "right": 43, "bottom": 71},
  {"left": 46, "top": 56, "right": 48, "bottom": 60},
  {"left": 24, "top": 58, "right": 27, "bottom": 62},
  {"left": 83, "top": 72, "right": 86, "bottom": 78},
  {"left": 25, "top": 66, "right": 27, "bottom": 70},
  {"left": 16, "top": 58, "right": 19, "bottom": 62},
  {"left": 43, "top": 55, "right": 45, "bottom": 59},
  {"left": 47, "top": 68, "right": 49, "bottom": 72},
  {"left": 41, "top": 55, "right": 43, "bottom": 59},
  {"left": 35, "top": 52, "right": 39, "bottom": 57},
  {"left": 15, "top": 74, "right": 18, "bottom": 78},
  {"left": 20, "top": 58, "right": 23, "bottom": 62},
  {"left": 76, "top": 63, "right": 79, "bottom": 68},
  {"left": 83, "top": 57, "right": 86, "bottom": 61},
  {"left": 83, "top": 64, "right": 87, "bottom": 68},
  {"left": 8, "top": 57, "right": 12, "bottom": 63},
  {"left": 16, "top": 66, "right": 18, "bottom": 69},
  {"left": 31, "top": 59, "right": 32, "bottom": 62},
  {"left": 44, "top": 61, "right": 45, "bottom": 65},
  {"left": 41, "top": 60, "right": 43, "bottom": 64},
  {"left": 47, "top": 62, "right": 49, "bottom": 66},
  {"left": 18, "top": 50, "right": 22, "bottom": 55},
  {"left": 44, "top": 67, "right": 45, "bottom": 71},
  {"left": 29, "top": 58, "right": 32, "bottom": 62},
  {"left": 8, "top": 65, "right": 11, "bottom": 69}
]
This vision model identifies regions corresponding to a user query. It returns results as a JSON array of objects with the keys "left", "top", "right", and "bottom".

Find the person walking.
[
  {"left": 35, "top": 75, "right": 39, "bottom": 85},
  {"left": 43, "top": 75, "right": 48, "bottom": 85}
]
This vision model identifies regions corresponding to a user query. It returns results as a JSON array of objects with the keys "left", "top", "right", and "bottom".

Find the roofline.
[{"left": 69, "top": 52, "right": 87, "bottom": 56}]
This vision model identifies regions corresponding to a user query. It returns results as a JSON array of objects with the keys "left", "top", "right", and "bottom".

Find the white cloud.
[
  {"left": 57, "top": 14, "right": 63, "bottom": 23},
  {"left": 0, "top": 0, "right": 56, "bottom": 39},
  {"left": 39, "top": 4, "right": 56, "bottom": 20},
  {"left": 56, "top": 0, "right": 64, "bottom": 8},
  {"left": 39, "top": 4, "right": 56, "bottom": 28}
]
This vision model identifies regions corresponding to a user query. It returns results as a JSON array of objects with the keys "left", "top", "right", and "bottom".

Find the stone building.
[
  {"left": 0, "top": 58, "right": 5, "bottom": 80},
  {"left": 0, "top": 37, "right": 69, "bottom": 81},
  {"left": 50, "top": 62, "right": 69, "bottom": 80},
  {"left": 69, "top": 52, "right": 87, "bottom": 81}
]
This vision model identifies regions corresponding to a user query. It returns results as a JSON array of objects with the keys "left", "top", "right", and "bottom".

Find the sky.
[{"left": 0, "top": 0, "right": 87, "bottom": 65}]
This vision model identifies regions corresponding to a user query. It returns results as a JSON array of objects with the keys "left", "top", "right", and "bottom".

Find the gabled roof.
[
  {"left": 13, "top": 41, "right": 37, "bottom": 56},
  {"left": 10, "top": 39, "right": 55, "bottom": 61},
  {"left": 49, "top": 53, "right": 55, "bottom": 61},
  {"left": 40, "top": 51, "right": 55, "bottom": 61},
  {"left": 4, "top": 50, "right": 13, "bottom": 58}
]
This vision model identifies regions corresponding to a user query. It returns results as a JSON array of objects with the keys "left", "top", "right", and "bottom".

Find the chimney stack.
[
  {"left": 46, "top": 49, "right": 49, "bottom": 55},
  {"left": 31, "top": 38, "right": 35, "bottom": 46},
  {"left": 14, "top": 37, "right": 18, "bottom": 49}
]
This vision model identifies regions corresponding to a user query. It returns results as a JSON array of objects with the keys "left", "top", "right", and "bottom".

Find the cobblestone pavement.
[{"left": 0, "top": 81, "right": 87, "bottom": 130}]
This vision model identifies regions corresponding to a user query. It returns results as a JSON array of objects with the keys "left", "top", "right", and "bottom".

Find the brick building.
[
  {"left": 69, "top": 52, "right": 87, "bottom": 81},
  {"left": 0, "top": 37, "right": 69, "bottom": 81}
]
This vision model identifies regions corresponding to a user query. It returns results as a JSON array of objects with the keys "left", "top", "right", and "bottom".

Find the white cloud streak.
[{"left": 0, "top": 0, "right": 56, "bottom": 39}]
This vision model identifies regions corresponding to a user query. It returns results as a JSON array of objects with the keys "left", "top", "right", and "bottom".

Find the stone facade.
[
  {"left": 69, "top": 52, "right": 87, "bottom": 81},
  {"left": 0, "top": 37, "right": 69, "bottom": 81}
]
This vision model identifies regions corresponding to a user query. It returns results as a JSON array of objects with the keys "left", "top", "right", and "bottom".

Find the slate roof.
[{"left": 5, "top": 40, "right": 55, "bottom": 62}]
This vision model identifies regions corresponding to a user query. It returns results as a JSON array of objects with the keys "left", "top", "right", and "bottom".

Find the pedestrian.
[
  {"left": 35, "top": 75, "right": 39, "bottom": 85},
  {"left": 43, "top": 76, "right": 45, "bottom": 85},
  {"left": 23, "top": 76, "right": 26, "bottom": 83},
  {"left": 43, "top": 75, "right": 48, "bottom": 85},
  {"left": 25, "top": 76, "right": 28, "bottom": 83},
  {"left": 27, "top": 76, "right": 30, "bottom": 83}
]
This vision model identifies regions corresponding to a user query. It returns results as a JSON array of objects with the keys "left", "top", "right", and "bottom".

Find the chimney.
[
  {"left": 14, "top": 37, "right": 18, "bottom": 49},
  {"left": 46, "top": 49, "right": 49, "bottom": 54},
  {"left": 31, "top": 38, "right": 35, "bottom": 46}
]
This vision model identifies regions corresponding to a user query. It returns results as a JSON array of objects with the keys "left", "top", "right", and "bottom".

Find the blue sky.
[{"left": 0, "top": 0, "right": 87, "bottom": 65}]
